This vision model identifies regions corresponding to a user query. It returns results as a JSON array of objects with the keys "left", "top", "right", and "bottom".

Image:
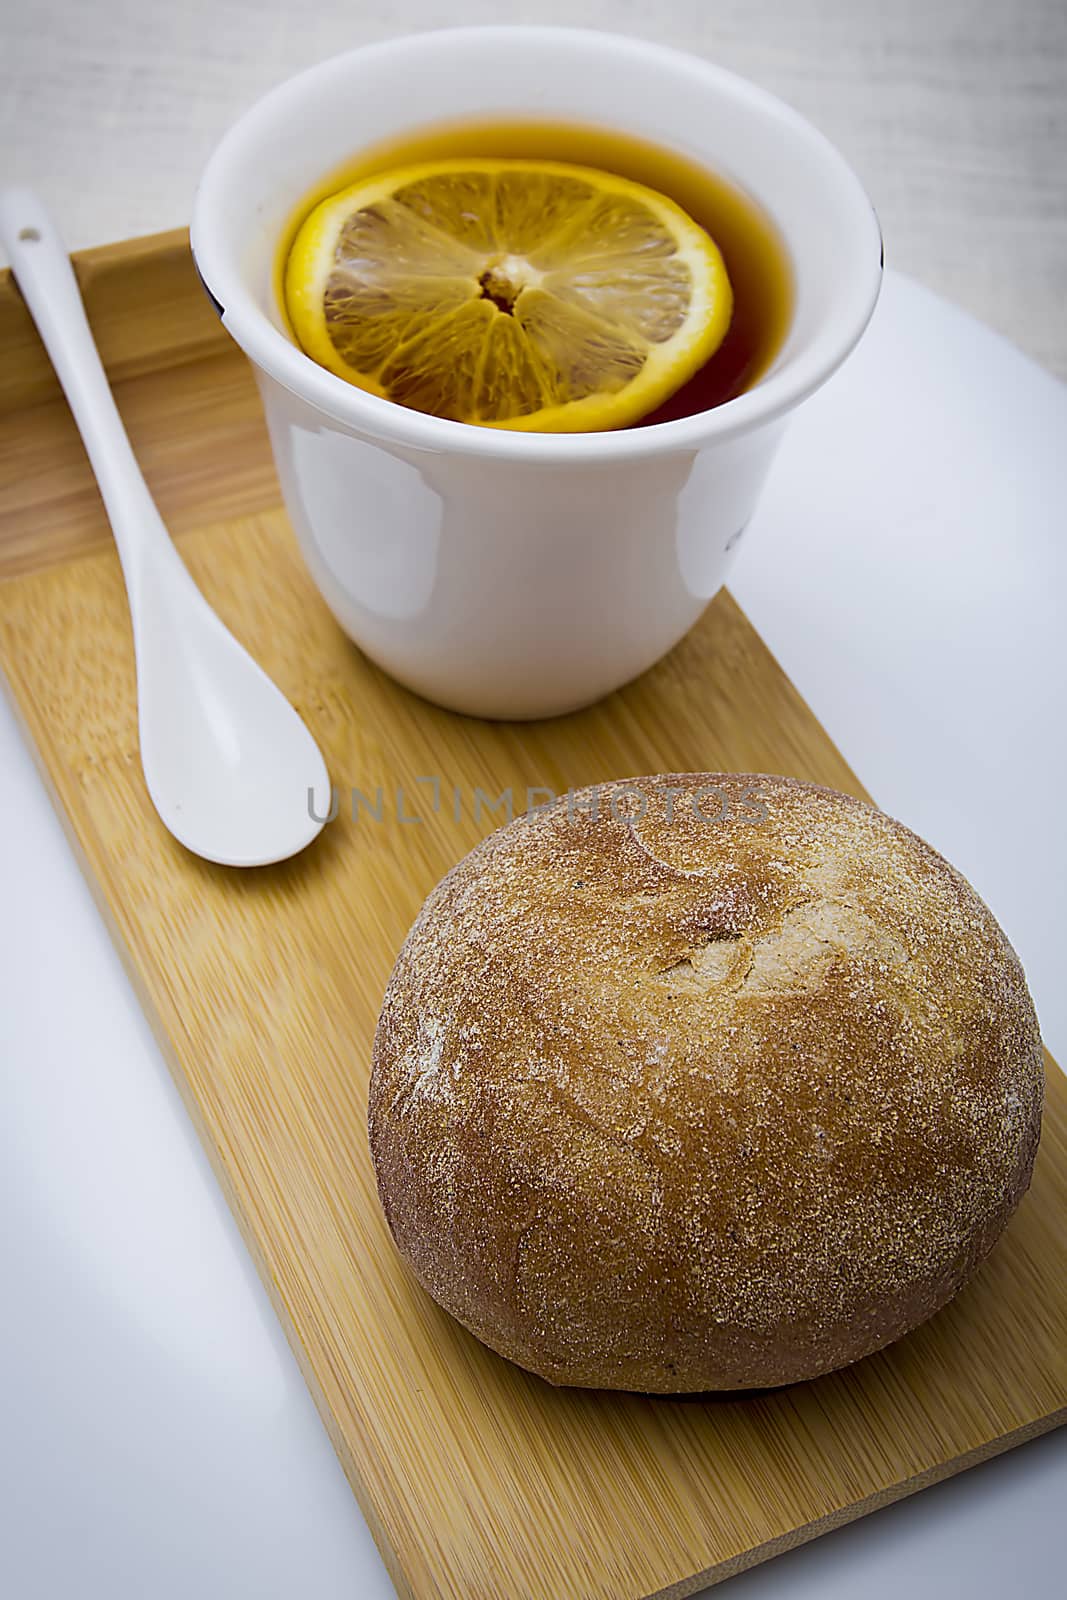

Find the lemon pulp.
[{"left": 284, "top": 158, "right": 733, "bottom": 432}]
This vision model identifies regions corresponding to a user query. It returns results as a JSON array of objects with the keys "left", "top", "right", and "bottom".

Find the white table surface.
[{"left": 2, "top": 5, "right": 1065, "bottom": 1598}]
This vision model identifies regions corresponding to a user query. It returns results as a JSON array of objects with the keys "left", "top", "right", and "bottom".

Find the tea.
[{"left": 278, "top": 118, "right": 793, "bottom": 428}]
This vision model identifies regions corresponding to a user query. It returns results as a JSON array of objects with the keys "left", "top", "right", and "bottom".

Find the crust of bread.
[{"left": 369, "top": 775, "right": 1044, "bottom": 1392}]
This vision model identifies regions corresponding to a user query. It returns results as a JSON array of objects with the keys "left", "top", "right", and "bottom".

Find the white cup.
[{"left": 192, "top": 26, "right": 881, "bottom": 719}]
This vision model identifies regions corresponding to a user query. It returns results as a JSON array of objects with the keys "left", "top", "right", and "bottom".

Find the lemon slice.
[{"left": 284, "top": 158, "right": 733, "bottom": 432}]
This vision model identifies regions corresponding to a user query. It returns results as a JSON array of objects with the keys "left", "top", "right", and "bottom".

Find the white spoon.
[{"left": 0, "top": 190, "right": 330, "bottom": 867}]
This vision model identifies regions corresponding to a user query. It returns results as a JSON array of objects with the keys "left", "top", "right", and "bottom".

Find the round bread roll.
[{"left": 369, "top": 774, "right": 1043, "bottom": 1392}]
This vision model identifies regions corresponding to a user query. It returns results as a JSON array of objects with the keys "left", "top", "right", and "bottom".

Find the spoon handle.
[{"left": 0, "top": 188, "right": 164, "bottom": 589}]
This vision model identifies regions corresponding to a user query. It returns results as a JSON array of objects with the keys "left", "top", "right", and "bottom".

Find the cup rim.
[{"left": 192, "top": 24, "right": 883, "bottom": 463}]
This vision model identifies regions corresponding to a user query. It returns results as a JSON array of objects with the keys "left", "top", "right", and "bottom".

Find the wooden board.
[{"left": 1, "top": 233, "right": 1065, "bottom": 1600}]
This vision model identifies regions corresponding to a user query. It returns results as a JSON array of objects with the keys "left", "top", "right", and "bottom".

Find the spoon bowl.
[{"left": 134, "top": 534, "right": 330, "bottom": 867}]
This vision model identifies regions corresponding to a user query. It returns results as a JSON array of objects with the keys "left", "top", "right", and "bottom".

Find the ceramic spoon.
[{"left": 0, "top": 189, "right": 330, "bottom": 867}]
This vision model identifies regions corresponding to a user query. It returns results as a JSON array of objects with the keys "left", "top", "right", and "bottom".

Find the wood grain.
[
  {"left": 1, "top": 236, "right": 1064, "bottom": 1600},
  {"left": 0, "top": 228, "right": 228, "bottom": 414},
  {"left": 0, "top": 231, "right": 274, "bottom": 577}
]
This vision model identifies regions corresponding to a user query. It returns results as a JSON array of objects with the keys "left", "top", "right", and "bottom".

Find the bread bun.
[{"left": 369, "top": 775, "right": 1043, "bottom": 1392}]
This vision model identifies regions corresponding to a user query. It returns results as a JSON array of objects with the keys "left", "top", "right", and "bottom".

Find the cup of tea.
[{"left": 192, "top": 26, "right": 881, "bottom": 719}]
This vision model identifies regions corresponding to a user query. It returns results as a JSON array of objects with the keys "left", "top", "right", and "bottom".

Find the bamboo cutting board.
[{"left": 1, "top": 234, "right": 1065, "bottom": 1600}]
